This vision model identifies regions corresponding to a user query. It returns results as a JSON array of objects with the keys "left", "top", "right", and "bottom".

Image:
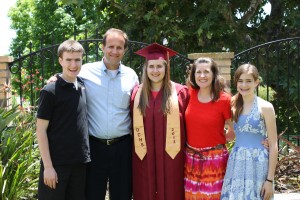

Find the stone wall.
[{"left": 0, "top": 56, "right": 13, "bottom": 108}]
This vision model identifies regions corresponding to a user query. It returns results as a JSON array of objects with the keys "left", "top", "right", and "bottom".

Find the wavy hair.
[{"left": 186, "top": 57, "right": 229, "bottom": 101}]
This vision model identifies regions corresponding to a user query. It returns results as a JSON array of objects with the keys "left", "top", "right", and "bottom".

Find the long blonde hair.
[
  {"left": 138, "top": 60, "right": 172, "bottom": 116},
  {"left": 232, "top": 64, "right": 259, "bottom": 122}
]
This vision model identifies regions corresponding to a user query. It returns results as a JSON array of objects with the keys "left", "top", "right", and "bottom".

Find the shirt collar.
[
  {"left": 57, "top": 75, "right": 69, "bottom": 87},
  {"left": 57, "top": 75, "right": 83, "bottom": 87},
  {"left": 100, "top": 59, "right": 123, "bottom": 74}
]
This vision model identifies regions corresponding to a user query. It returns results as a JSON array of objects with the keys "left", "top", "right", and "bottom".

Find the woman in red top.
[{"left": 184, "top": 57, "right": 234, "bottom": 200}]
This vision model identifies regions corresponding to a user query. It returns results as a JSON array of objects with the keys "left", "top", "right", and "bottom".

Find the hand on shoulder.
[
  {"left": 258, "top": 97, "right": 275, "bottom": 119},
  {"left": 46, "top": 74, "right": 59, "bottom": 84}
]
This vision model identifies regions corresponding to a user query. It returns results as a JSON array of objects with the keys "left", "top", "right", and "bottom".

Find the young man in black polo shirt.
[{"left": 36, "top": 39, "right": 90, "bottom": 200}]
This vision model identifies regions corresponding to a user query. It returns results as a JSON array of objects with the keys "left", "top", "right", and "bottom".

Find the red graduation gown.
[{"left": 130, "top": 82, "right": 189, "bottom": 200}]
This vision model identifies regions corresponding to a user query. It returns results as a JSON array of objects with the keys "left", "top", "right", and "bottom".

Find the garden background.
[{"left": 0, "top": 0, "right": 299, "bottom": 199}]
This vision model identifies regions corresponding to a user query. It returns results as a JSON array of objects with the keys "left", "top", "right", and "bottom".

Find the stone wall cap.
[
  {"left": 0, "top": 56, "right": 14, "bottom": 63},
  {"left": 188, "top": 52, "right": 234, "bottom": 60}
]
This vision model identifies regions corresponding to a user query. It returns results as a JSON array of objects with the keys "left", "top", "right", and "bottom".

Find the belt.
[
  {"left": 204, "top": 144, "right": 225, "bottom": 152},
  {"left": 89, "top": 134, "right": 130, "bottom": 145},
  {"left": 187, "top": 143, "right": 225, "bottom": 153}
]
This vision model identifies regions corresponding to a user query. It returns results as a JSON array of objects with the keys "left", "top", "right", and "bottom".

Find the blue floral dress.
[{"left": 221, "top": 96, "right": 271, "bottom": 200}]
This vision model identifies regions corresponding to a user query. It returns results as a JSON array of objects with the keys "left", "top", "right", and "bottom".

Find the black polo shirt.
[{"left": 37, "top": 76, "right": 90, "bottom": 166}]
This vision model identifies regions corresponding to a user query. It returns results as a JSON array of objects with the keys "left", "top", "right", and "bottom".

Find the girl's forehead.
[
  {"left": 148, "top": 60, "right": 166, "bottom": 65},
  {"left": 239, "top": 72, "right": 254, "bottom": 79}
]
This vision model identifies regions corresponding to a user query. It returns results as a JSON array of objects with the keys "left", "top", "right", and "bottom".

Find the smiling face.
[
  {"left": 102, "top": 33, "right": 126, "bottom": 70},
  {"left": 237, "top": 72, "right": 259, "bottom": 97},
  {"left": 194, "top": 62, "right": 213, "bottom": 90},
  {"left": 59, "top": 51, "right": 83, "bottom": 82},
  {"left": 146, "top": 59, "right": 166, "bottom": 88}
]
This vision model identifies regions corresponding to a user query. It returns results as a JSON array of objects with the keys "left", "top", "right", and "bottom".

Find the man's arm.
[
  {"left": 46, "top": 74, "right": 59, "bottom": 84},
  {"left": 36, "top": 118, "right": 58, "bottom": 189}
]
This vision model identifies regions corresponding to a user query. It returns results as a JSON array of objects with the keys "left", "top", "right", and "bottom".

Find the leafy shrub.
[{"left": 0, "top": 106, "right": 39, "bottom": 199}]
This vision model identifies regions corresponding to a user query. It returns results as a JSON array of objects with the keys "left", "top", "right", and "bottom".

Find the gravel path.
[
  {"left": 275, "top": 193, "right": 300, "bottom": 200},
  {"left": 104, "top": 190, "right": 300, "bottom": 200}
]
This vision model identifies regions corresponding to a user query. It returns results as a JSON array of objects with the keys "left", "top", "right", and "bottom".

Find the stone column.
[
  {"left": 187, "top": 52, "right": 235, "bottom": 88},
  {"left": 0, "top": 56, "right": 13, "bottom": 108}
]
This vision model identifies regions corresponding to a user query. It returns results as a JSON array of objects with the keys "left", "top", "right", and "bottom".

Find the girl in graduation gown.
[{"left": 130, "top": 43, "right": 189, "bottom": 200}]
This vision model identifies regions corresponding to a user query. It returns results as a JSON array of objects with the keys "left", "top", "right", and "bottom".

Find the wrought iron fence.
[
  {"left": 8, "top": 39, "right": 192, "bottom": 108},
  {"left": 232, "top": 37, "right": 300, "bottom": 146},
  {"left": 7, "top": 34, "right": 300, "bottom": 145}
]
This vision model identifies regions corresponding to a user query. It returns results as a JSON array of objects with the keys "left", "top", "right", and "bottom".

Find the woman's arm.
[{"left": 225, "top": 119, "right": 235, "bottom": 142}]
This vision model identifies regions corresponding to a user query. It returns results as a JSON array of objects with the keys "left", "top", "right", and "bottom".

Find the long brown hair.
[
  {"left": 186, "top": 57, "right": 229, "bottom": 101},
  {"left": 232, "top": 64, "right": 259, "bottom": 122},
  {"left": 138, "top": 60, "right": 172, "bottom": 116}
]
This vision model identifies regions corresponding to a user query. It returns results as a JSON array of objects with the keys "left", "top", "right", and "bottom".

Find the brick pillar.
[
  {"left": 187, "top": 52, "right": 235, "bottom": 88},
  {"left": 0, "top": 56, "right": 13, "bottom": 108}
]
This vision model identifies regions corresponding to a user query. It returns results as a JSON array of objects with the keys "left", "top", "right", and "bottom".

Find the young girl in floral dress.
[{"left": 221, "top": 64, "right": 278, "bottom": 200}]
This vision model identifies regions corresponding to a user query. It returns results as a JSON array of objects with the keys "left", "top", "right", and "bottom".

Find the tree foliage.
[
  {"left": 8, "top": 0, "right": 300, "bottom": 56},
  {"left": 7, "top": 0, "right": 300, "bottom": 117}
]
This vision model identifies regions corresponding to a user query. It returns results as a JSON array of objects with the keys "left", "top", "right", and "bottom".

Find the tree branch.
[{"left": 239, "top": 0, "right": 263, "bottom": 24}]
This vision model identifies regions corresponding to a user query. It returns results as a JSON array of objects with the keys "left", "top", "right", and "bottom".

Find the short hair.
[
  {"left": 102, "top": 28, "right": 129, "bottom": 49},
  {"left": 57, "top": 39, "right": 85, "bottom": 58}
]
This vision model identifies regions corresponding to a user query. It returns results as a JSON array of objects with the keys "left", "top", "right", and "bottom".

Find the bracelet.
[{"left": 266, "top": 179, "right": 273, "bottom": 183}]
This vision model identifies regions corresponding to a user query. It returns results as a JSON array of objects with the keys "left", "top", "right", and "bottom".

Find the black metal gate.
[{"left": 232, "top": 37, "right": 300, "bottom": 146}]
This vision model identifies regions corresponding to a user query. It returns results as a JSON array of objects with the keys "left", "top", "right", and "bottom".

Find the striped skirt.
[{"left": 184, "top": 144, "right": 229, "bottom": 200}]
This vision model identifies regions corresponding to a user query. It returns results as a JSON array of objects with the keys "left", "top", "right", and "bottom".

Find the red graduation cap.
[{"left": 135, "top": 43, "right": 177, "bottom": 61}]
